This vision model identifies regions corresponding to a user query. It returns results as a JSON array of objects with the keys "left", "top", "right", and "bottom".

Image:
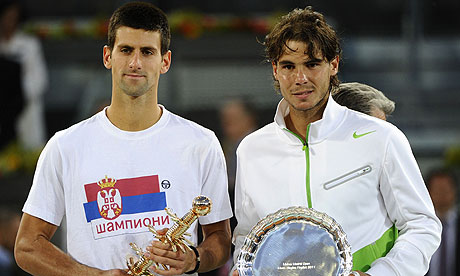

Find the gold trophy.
[{"left": 127, "top": 195, "right": 212, "bottom": 275}]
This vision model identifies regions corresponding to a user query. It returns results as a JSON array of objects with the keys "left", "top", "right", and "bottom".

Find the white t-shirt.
[{"left": 23, "top": 106, "right": 233, "bottom": 272}]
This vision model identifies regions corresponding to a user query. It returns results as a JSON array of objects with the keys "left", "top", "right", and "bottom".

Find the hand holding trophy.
[{"left": 127, "top": 195, "right": 212, "bottom": 275}]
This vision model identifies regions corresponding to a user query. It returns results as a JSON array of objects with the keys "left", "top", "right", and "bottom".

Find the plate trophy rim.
[{"left": 236, "top": 206, "right": 353, "bottom": 276}]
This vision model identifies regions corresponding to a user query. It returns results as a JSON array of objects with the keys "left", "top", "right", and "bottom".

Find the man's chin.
[
  {"left": 120, "top": 85, "right": 148, "bottom": 98},
  {"left": 290, "top": 102, "right": 315, "bottom": 112}
]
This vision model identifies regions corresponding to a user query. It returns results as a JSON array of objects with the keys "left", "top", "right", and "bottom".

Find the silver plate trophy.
[{"left": 237, "top": 207, "right": 353, "bottom": 276}]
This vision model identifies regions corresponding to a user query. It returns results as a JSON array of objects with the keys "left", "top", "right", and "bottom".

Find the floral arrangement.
[
  {"left": 22, "top": 10, "right": 283, "bottom": 40},
  {"left": 445, "top": 144, "right": 460, "bottom": 168},
  {"left": 0, "top": 142, "right": 42, "bottom": 177}
]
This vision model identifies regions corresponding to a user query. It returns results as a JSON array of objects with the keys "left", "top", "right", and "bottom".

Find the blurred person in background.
[
  {"left": 332, "top": 82, "right": 395, "bottom": 121},
  {"left": 426, "top": 168, "right": 459, "bottom": 276},
  {"left": 0, "top": 55, "right": 23, "bottom": 151},
  {"left": 0, "top": 207, "right": 27, "bottom": 276},
  {"left": 219, "top": 98, "right": 257, "bottom": 216},
  {"left": 14, "top": 2, "right": 231, "bottom": 276},
  {"left": 0, "top": 0, "right": 48, "bottom": 150},
  {"left": 211, "top": 99, "right": 257, "bottom": 276}
]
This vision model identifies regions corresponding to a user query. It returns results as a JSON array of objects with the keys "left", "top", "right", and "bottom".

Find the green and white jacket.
[{"left": 233, "top": 96, "right": 441, "bottom": 276}]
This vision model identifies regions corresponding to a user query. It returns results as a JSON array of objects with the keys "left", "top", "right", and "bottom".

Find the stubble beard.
[
  {"left": 288, "top": 88, "right": 329, "bottom": 115},
  {"left": 119, "top": 79, "right": 150, "bottom": 98}
]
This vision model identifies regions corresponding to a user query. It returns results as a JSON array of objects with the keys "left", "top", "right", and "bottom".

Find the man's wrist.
[{"left": 185, "top": 246, "right": 200, "bottom": 274}]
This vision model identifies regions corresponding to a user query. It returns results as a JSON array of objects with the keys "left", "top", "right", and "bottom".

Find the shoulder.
[
  {"left": 238, "top": 122, "right": 277, "bottom": 151},
  {"left": 166, "top": 111, "right": 218, "bottom": 143},
  {"left": 37, "top": 113, "right": 100, "bottom": 162},
  {"left": 50, "top": 112, "right": 102, "bottom": 146},
  {"left": 340, "top": 108, "right": 406, "bottom": 143},
  {"left": 11, "top": 32, "right": 41, "bottom": 48}
]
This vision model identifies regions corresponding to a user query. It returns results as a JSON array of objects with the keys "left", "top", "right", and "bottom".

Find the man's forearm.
[
  {"left": 15, "top": 214, "right": 126, "bottom": 276},
  {"left": 15, "top": 234, "right": 103, "bottom": 276},
  {"left": 197, "top": 221, "right": 231, "bottom": 273}
]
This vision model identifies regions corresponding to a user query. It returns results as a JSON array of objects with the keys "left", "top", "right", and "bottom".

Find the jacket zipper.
[
  {"left": 283, "top": 124, "right": 312, "bottom": 208},
  {"left": 323, "top": 165, "right": 372, "bottom": 190}
]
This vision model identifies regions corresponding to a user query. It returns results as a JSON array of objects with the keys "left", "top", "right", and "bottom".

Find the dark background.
[{"left": 1, "top": 1, "right": 459, "bottom": 274}]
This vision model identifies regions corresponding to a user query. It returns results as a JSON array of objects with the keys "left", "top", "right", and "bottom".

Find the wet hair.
[
  {"left": 107, "top": 1, "right": 170, "bottom": 55},
  {"left": 264, "top": 6, "right": 342, "bottom": 91},
  {"left": 333, "top": 82, "right": 395, "bottom": 116}
]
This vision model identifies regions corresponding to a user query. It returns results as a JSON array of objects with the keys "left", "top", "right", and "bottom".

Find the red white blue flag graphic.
[{"left": 83, "top": 175, "right": 169, "bottom": 239}]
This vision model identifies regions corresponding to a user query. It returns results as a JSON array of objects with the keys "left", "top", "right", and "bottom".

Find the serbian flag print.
[{"left": 83, "top": 175, "right": 169, "bottom": 239}]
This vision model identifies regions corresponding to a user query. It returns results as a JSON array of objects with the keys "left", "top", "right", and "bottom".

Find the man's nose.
[
  {"left": 295, "top": 67, "right": 308, "bottom": 85},
  {"left": 129, "top": 51, "right": 142, "bottom": 70}
]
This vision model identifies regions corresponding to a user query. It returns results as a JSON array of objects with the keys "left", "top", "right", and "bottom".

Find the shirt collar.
[{"left": 274, "top": 94, "right": 347, "bottom": 144}]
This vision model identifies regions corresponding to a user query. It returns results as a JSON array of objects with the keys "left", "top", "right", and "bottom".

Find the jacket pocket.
[{"left": 323, "top": 165, "right": 372, "bottom": 190}]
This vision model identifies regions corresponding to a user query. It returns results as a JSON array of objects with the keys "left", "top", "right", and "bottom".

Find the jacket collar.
[{"left": 274, "top": 94, "right": 347, "bottom": 144}]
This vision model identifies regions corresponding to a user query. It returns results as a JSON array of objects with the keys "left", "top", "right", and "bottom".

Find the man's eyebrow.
[
  {"left": 278, "top": 58, "right": 323, "bottom": 65},
  {"left": 278, "top": 60, "right": 294, "bottom": 65},
  {"left": 140, "top": 46, "right": 157, "bottom": 52},
  {"left": 117, "top": 44, "right": 133, "bottom": 50},
  {"left": 117, "top": 45, "right": 157, "bottom": 52},
  {"left": 305, "top": 58, "right": 323, "bottom": 63}
]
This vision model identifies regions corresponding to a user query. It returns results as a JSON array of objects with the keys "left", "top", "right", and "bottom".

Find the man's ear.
[
  {"left": 103, "top": 45, "right": 112, "bottom": 69},
  {"left": 329, "top": 55, "right": 339, "bottom": 76},
  {"left": 160, "top": 50, "right": 172, "bottom": 74},
  {"left": 272, "top": 61, "right": 278, "bottom": 81}
]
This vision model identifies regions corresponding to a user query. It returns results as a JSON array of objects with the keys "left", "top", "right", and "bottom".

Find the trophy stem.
[{"left": 126, "top": 196, "right": 212, "bottom": 275}]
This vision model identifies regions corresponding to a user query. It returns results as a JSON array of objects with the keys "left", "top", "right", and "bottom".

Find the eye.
[
  {"left": 306, "top": 62, "right": 319, "bottom": 68},
  {"left": 120, "top": 48, "right": 131, "bottom": 54},
  {"left": 282, "top": 64, "right": 294, "bottom": 70},
  {"left": 142, "top": 49, "right": 154, "bottom": 56}
]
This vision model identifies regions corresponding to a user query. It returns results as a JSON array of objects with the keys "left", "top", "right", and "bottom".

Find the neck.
[
  {"left": 285, "top": 96, "right": 328, "bottom": 141},
  {"left": 106, "top": 95, "right": 162, "bottom": 131}
]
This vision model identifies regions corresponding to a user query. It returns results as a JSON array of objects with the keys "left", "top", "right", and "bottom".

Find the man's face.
[
  {"left": 0, "top": 4, "right": 20, "bottom": 38},
  {"left": 220, "top": 101, "right": 255, "bottom": 143},
  {"left": 429, "top": 175, "right": 456, "bottom": 215},
  {"left": 103, "top": 26, "right": 170, "bottom": 98},
  {"left": 272, "top": 40, "right": 339, "bottom": 113}
]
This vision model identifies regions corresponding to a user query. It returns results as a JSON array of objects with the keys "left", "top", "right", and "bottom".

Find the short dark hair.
[
  {"left": 107, "top": 1, "right": 170, "bottom": 55},
  {"left": 333, "top": 82, "right": 395, "bottom": 116},
  {"left": 265, "top": 7, "right": 342, "bottom": 91}
]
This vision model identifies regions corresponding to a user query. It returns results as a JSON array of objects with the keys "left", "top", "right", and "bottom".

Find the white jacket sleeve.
[
  {"left": 367, "top": 127, "right": 442, "bottom": 276},
  {"left": 232, "top": 146, "right": 260, "bottom": 269}
]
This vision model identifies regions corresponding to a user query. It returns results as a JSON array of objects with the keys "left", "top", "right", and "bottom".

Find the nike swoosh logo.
[{"left": 353, "top": 130, "right": 376, "bottom": 139}]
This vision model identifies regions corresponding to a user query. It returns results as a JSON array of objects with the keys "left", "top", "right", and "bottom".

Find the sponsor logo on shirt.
[
  {"left": 83, "top": 175, "right": 169, "bottom": 239},
  {"left": 352, "top": 130, "right": 376, "bottom": 139}
]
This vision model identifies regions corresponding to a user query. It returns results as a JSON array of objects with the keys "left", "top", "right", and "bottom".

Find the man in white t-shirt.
[{"left": 14, "top": 2, "right": 232, "bottom": 276}]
